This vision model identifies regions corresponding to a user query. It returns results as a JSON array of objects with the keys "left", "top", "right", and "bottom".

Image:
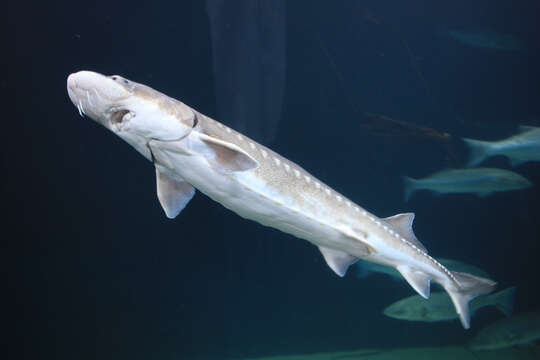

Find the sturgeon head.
[
  {"left": 67, "top": 71, "right": 257, "bottom": 219},
  {"left": 66, "top": 70, "right": 197, "bottom": 159}
]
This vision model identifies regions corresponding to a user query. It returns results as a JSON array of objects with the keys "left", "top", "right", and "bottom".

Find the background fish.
[
  {"left": 356, "top": 258, "right": 491, "bottom": 282},
  {"left": 464, "top": 126, "right": 540, "bottom": 167},
  {"left": 470, "top": 312, "right": 540, "bottom": 350},
  {"left": 403, "top": 168, "right": 532, "bottom": 201},
  {"left": 383, "top": 287, "right": 516, "bottom": 323},
  {"left": 445, "top": 29, "right": 523, "bottom": 51}
]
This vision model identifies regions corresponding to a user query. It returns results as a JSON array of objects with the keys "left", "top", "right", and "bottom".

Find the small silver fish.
[
  {"left": 383, "top": 287, "right": 516, "bottom": 324},
  {"left": 464, "top": 126, "right": 540, "bottom": 167},
  {"left": 470, "top": 312, "right": 540, "bottom": 350},
  {"left": 403, "top": 168, "right": 532, "bottom": 201}
]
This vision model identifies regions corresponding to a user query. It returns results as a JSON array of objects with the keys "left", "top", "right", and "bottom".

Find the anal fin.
[
  {"left": 156, "top": 168, "right": 195, "bottom": 219},
  {"left": 397, "top": 265, "right": 431, "bottom": 299}
]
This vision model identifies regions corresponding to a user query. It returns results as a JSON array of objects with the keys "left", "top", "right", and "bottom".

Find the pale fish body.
[
  {"left": 67, "top": 71, "right": 497, "bottom": 329},
  {"left": 464, "top": 126, "right": 540, "bottom": 167},
  {"left": 470, "top": 312, "right": 540, "bottom": 350},
  {"left": 403, "top": 168, "right": 532, "bottom": 201},
  {"left": 383, "top": 287, "right": 516, "bottom": 323}
]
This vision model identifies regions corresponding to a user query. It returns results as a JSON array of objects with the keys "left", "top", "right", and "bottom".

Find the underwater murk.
[{"left": 11, "top": 1, "right": 540, "bottom": 359}]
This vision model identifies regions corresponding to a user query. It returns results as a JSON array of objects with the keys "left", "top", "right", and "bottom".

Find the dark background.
[{"left": 8, "top": 1, "right": 540, "bottom": 359}]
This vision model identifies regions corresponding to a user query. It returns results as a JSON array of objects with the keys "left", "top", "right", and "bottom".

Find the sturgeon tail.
[
  {"left": 445, "top": 271, "right": 497, "bottom": 329},
  {"left": 463, "top": 138, "right": 495, "bottom": 167}
]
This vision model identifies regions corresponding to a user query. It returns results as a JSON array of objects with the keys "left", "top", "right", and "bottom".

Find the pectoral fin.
[
  {"left": 156, "top": 168, "right": 195, "bottom": 219},
  {"left": 199, "top": 133, "right": 259, "bottom": 173},
  {"left": 319, "top": 246, "right": 358, "bottom": 277}
]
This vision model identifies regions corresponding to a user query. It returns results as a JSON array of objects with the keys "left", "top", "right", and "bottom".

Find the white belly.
[
  {"left": 151, "top": 138, "right": 360, "bottom": 255},
  {"left": 149, "top": 133, "right": 451, "bottom": 285}
]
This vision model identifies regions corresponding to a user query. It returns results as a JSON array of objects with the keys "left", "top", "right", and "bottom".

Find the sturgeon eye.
[{"left": 112, "top": 76, "right": 118, "bottom": 81}]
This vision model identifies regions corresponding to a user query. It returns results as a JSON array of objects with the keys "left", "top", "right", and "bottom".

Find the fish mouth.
[
  {"left": 107, "top": 108, "right": 135, "bottom": 131},
  {"left": 67, "top": 75, "right": 88, "bottom": 116},
  {"left": 67, "top": 85, "right": 102, "bottom": 120},
  {"left": 67, "top": 71, "right": 135, "bottom": 127},
  {"left": 110, "top": 109, "right": 130, "bottom": 124}
]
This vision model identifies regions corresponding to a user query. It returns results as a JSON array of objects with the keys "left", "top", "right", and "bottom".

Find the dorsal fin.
[
  {"left": 318, "top": 246, "right": 358, "bottom": 277},
  {"left": 383, "top": 213, "right": 426, "bottom": 253}
]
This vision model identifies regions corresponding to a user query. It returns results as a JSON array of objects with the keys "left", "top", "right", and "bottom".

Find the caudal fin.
[
  {"left": 403, "top": 176, "right": 418, "bottom": 202},
  {"left": 445, "top": 271, "right": 497, "bottom": 329},
  {"left": 492, "top": 286, "right": 517, "bottom": 317},
  {"left": 463, "top": 138, "right": 494, "bottom": 167}
]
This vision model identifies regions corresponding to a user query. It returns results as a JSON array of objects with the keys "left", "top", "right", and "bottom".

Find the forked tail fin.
[
  {"left": 463, "top": 138, "right": 494, "bottom": 167},
  {"left": 445, "top": 271, "right": 497, "bottom": 329},
  {"left": 402, "top": 176, "right": 418, "bottom": 202}
]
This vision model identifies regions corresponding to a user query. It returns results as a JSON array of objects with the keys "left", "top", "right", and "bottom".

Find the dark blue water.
[{"left": 10, "top": 1, "right": 540, "bottom": 359}]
